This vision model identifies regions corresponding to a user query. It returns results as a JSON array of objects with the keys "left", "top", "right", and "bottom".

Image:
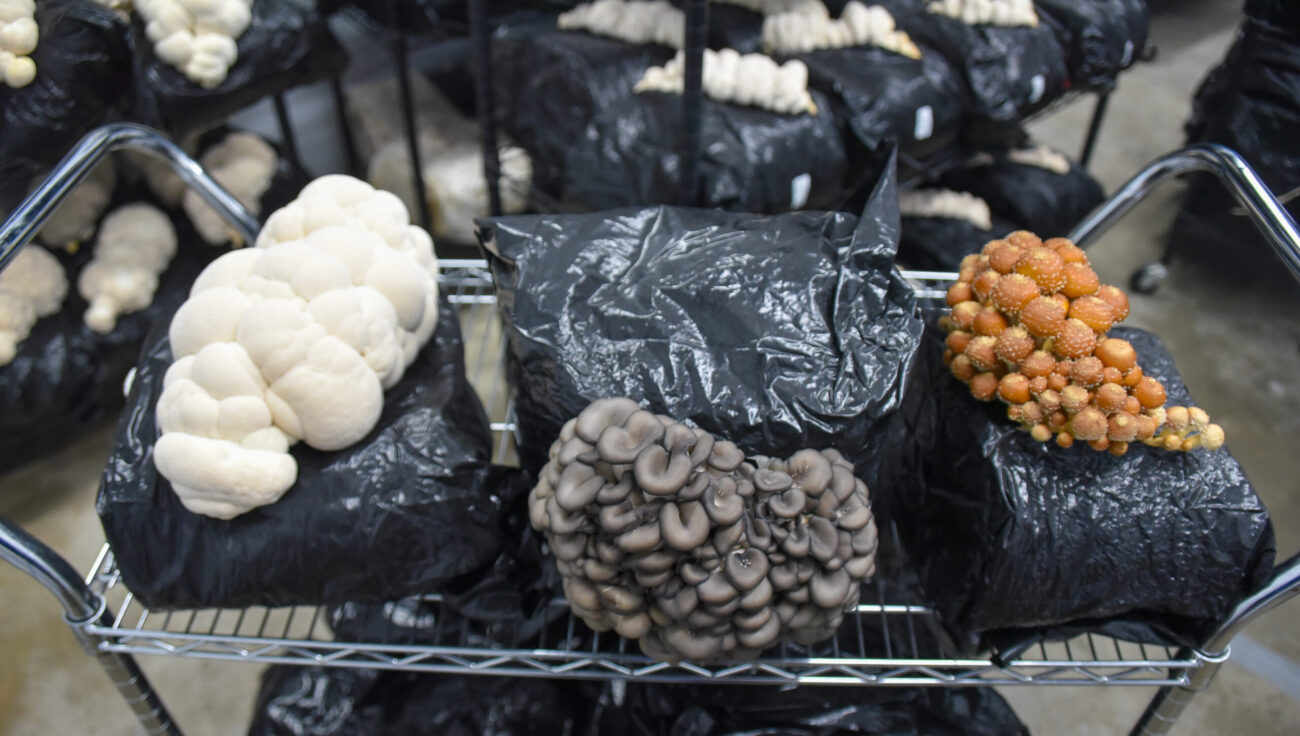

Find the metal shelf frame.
[{"left": 2, "top": 127, "right": 1300, "bottom": 736}]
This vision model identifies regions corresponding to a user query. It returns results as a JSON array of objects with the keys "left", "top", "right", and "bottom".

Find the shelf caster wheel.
[{"left": 1130, "top": 263, "right": 1168, "bottom": 294}]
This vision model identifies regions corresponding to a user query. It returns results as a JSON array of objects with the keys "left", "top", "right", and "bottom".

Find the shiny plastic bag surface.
[
  {"left": 248, "top": 664, "right": 1029, "bottom": 736},
  {"left": 97, "top": 295, "right": 513, "bottom": 609},
  {"left": 875, "top": 326, "right": 1275, "bottom": 651},
  {"left": 492, "top": 26, "right": 675, "bottom": 198},
  {"left": 872, "top": 0, "right": 1068, "bottom": 124},
  {"left": 481, "top": 158, "right": 923, "bottom": 474},
  {"left": 1034, "top": 0, "right": 1148, "bottom": 88},
  {"left": 793, "top": 43, "right": 965, "bottom": 161},
  {"left": 0, "top": 0, "right": 132, "bottom": 215},
  {"left": 939, "top": 151, "right": 1104, "bottom": 239},
  {"left": 563, "top": 88, "right": 850, "bottom": 213},
  {"left": 130, "top": 1, "right": 347, "bottom": 139}
]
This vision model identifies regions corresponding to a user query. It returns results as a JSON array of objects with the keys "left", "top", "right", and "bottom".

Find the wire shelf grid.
[{"left": 76, "top": 259, "right": 1201, "bottom": 688}]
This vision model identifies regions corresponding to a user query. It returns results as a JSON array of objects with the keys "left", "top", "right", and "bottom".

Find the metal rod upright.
[
  {"left": 272, "top": 94, "right": 303, "bottom": 173},
  {"left": 469, "top": 0, "right": 503, "bottom": 217},
  {"left": 0, "top": 517, "right": 182, "bottom": 735},
  {"left": 678, "top": 0, "right": 708, "bottom": 207},
  {"left": 1079, "top": 88, "right": 1112, "bottom": 170},
  {"left": 392, "top": 0, "right": 434, "bottom": 233},
  {"left": 329, "top": 76, "right": 362, "bottom": 177}
]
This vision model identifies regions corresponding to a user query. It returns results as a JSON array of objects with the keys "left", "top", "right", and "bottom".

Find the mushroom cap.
[
  {"left": 596, "top": 410, "right": 665, "bottom": 463},
  {"left": 633, "top": 444, "right": 694, "bottom": 495},
  {"left": 575, "top": 398, "right": 640, "bottom": 443}
]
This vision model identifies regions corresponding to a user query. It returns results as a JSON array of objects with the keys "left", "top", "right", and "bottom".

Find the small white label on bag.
[
  {"left": 791, "top": 173, "right": 812, "bottom": 209},
  {"left": 914, "top": 105, "right": 934, "bottom": 140},
  {"left": 1029, "top": 74, "right": 1046, "bottom": 103},
  {"left": 1122, "top": 40, "right": 1135, "bottom": 66}
]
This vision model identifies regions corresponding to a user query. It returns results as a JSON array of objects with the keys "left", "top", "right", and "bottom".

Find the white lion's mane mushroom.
[
  {"left": 899, "top": 188, "right": 993, "bottom": 230},
  {"left": 136, "top": 0, "right": 254, "bottom": 89},
  {"left": 38, "top": 158, "right": 117, "bottom": 251},
  {"left": 762, "top": 2, "right": 920, "bottom": 58},
  {"left": 1007, "top": 144, "right": 1071, "bottom": 175},
  {"left": 558, "top": 0, "right": 685, "bottom": 49},
  {"left": 530, "top": 398, "right": 879, "bottom": 662},
  {"left": 0, "top": 0, "right": 37, "bottom": 88},
  {"left": 154, "top": 175, "right": 440, "bottom": 520},
  {"left": 926, "top": 0, "right": 1037, "bottom": 27},
  {"left": 183, "top": 131, "right": 277, "bottom": 245},
  {"left": 0, "top": 246, "right": 68, "bottom": 365},
  {"left": 635, "top": 48, "right": 818, "bottom": 116},
  {"left": 78, "top": 203, "right": 177, "bottom": 334}
]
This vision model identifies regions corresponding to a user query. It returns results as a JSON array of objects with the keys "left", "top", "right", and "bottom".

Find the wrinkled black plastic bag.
[
  {"left": 98, "top": 295, "right": 515, "bottom": 610},
  {"left": 0, "top": 0, "right": 132, "bottom": 214},
  {"left": 1034, "top": 0, "right": 1148, "bottom": 88},
  {"left": 326, "top": 0, "right": 579, "bottom": 31},
  {"left": 591, "top": 681, "right": 1029, "bottom": 736},
  {"left": 875, "top": 326, "right": 1274, "bottom": 652},
  {"left": 492, "top": 26, "right": 675, "bottom": 199},
  {"left": 1177, "top": 15, "right": 1300, "bottom": 279},
  {"left": 699, "top": 3, "right": 764, "bottom": 53},
  {"left": 898, "top": 207, "right": 1020, "bottom": 271},
  {"left": 564, "top": 88, "right": 849, "bottom": 213},
  {"left": 130, "top": 1, "right": 346, "bottom": 139},
  {"left": 873, "top": 0, "right": 1067, "bottom": 125},
  {"left": 791, "top": 43, "right": 965, "bottom": 162},
  {"left": 1245, "top": 0, "right": 1300, "bottom": 32},
  {"left": 326, "top": 467, "right": 571, "bottom": 650},
  {"left": 481, "top": 157, "right": 923, "bottom": 474},
  {"left": 0, "top": 189, "right": 217, "bottom": 474},
  {"left": 939, "top": 150, "right": 1104, "bottom": 238},
  {"left": 248, "top": 666, "right": 588, "bottom": 736}
]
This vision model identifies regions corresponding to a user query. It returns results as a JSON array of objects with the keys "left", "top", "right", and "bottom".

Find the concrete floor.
[{"left": 3, "top": 1, "right": 1300, "bottom": 734}]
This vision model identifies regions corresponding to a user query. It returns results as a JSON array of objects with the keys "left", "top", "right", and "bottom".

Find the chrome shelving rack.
[{"left": 2, "top": 126, "right": 1300, "bottom": 736}]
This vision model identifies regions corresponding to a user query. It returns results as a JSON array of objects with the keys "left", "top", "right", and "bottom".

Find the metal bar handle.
[
  {"left": 0, "top": 123, "right": 260, "bottom": 272},
  {"left": 1069, "top": 144, "right": 1300, "bottom": 282}
]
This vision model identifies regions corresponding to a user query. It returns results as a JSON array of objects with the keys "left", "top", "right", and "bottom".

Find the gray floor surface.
[{"left": 3, "top": 1, "right": 1299, "bottom": 733}]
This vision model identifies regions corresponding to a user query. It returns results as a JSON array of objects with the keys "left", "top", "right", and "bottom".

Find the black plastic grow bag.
[
  {"left": 874, "top": 326, "right": 1275, "bottom": 652},
  {"left": 480, "top": 154, "right": 922, "bottom": 474},
  {"left": 97, "top": 294, "right": 518, "bottom": 610}
]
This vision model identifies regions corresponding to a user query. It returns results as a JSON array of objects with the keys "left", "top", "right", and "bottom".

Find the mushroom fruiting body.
[
  {"left": 38, "top": 158, "right": 117, "bottom": 251},
  {"left": 1007, "top": 145, "right": 1071, "bottom": 175},
  {"left": 135, "top": 0, "right": 254, "bottom": 89},
  {"left": 926, "top": 0, "right": 1037, "bottom": 26},
  {"left": 530, "top": 398, "right": 879, "bottom": 662},
  {"left": 941, "top": 232, "right": 1225, "bottom": 452},
  {"left": 899, "top": 189, "right": 992, "bottom": 230},
  {"left": 78, "top": 203, "right": 177, "bottom": 335},
  {"left": 183, "top": 131, "right": 277, "bottom": 245},
  {"left": 0, "top": 246, "right": 68, "bottom": 365},
  {"left": 635, "top": 48, "right": 818, "bottom": 116},
  {"left": 154, "top": 175, "right": 439, "bottom": 519},
  {"left": 558, "top": 0, "right": 685, "bottom": 49},
  {"left": 0, "top": 0, "right": 36, "bottom": 88},
  {"left": 762, "top": 2, "right": 920, "bottom": 58}
]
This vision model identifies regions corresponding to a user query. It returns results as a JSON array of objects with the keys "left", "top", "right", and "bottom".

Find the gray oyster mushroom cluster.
[{"left": 528, "top": 398, "right": 879, "bottom": 662}]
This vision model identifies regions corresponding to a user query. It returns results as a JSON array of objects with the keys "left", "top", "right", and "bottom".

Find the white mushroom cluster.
[
  {"left": 899, "top": 188, "right": 993, "bottom": 230},
  {"left": 714, "top": 0, "right": 829, "bottom": 18},
  {"left": 926, "top": 0, "right": 1037, "bottom": 27},
  {"left": 530, "top": 399, "right": 879, "bottom": 662},
  {"left": 0, "top": 247, "right": 67, "bottom": 365},
  {"left": 762, "top": 2, "right": 920, "bottom": 58},
  {"left": 183, "top": 131, "right": 277, "bottom": 245},
  {"left": 557, "top": 0, "right": 684, "bottom": 49},
  {"left": 635, "top": 48, "right": 818, "bottom": 116},
  {"left": 0, "top": 0, "right": 37, "bottom": 88},
  {"left": 39, "top": 159, "right": 117, "bottom": 251},
  {"left": 154, "top": 175, "right": 439, "bottom": 520},
  {"left": 1007, "top": 144, "right": 1071, "bottom": 175},
  {"left": 78, "top": 203, "right": 177, "bottom": 334},
  {"left": 136, "top": 0, "right": 254, "bottom": 88}
]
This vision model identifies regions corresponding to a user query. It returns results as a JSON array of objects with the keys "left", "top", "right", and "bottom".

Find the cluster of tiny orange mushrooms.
[{"left": 941, "top": 231, "right": 1225, "bottom": 455}]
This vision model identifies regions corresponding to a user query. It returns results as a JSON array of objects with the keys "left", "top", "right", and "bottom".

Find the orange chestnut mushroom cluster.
[{"left": 940, "top": 231, "right": 1225, "bottom": 455}]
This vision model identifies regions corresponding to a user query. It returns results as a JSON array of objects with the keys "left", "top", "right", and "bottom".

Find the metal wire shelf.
[{"left": 72, "top": 258, "right": 1202, "bottom": 689}]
